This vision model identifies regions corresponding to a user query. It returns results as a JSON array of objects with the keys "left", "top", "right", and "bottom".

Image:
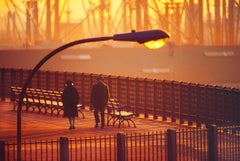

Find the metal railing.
[
  {"left": 2, "top": 139, "right": 59, "bottom": 161},
  {"left": 125, "top": 131, "right": 167, "bottom": 161},
  {"left": 1, "top": 68, "right": 240, "bottom": 127},
  {"left": 176, "top": 128, "right": 208, "bottom": 161},
  {"left": 218, "top": 126, "right": 240, "bottom": 161},
  {"left": 1, "top": 125, "right": 240, "bottom": 161}
]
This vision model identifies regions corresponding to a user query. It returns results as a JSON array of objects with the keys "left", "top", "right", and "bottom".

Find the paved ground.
[{"left": 0, "top": 100, "right": 190, "bottom": 141}]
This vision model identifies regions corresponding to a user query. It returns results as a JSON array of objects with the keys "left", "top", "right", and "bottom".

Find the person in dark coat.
[
  {"left": 62, "top": 80, "right": 80, "bottom": 129},
  {"left": 90, "top": 76, "right": 109, "bottom": 128}
]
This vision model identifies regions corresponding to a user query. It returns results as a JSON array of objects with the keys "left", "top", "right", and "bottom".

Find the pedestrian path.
[{"left": 0, "top": 100, "right": 189, "bottom": 141}]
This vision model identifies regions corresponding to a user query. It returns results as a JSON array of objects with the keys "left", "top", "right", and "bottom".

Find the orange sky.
[
  {"left": 0, "top": 0, "right": 216, "bottom": 23},
  {"left": 62, "top": 0, "right": 216, "bottom": 22}
]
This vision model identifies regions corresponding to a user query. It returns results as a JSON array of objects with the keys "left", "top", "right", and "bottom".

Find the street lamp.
[
  {"left": 113, "top": 30, "right": 169, "bottom": 49},
  {"left": 17, "top": 29, "right": 169, "bottom": 161}
]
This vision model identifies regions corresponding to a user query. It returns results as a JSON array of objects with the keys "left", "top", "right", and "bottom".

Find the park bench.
[
  {"left": 11, "top": 86, "right": 85, "bottom": 118},
  {"left": 107, "top": 98, "right": 136, "bottom": 128}
]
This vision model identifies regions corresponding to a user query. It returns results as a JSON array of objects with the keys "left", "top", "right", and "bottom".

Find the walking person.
[
  {"left": 90, "top": 76, "right": 109, "bottom": 128},
  {"left": 62, "top": 80, "right": 80, "bottom": 130}
]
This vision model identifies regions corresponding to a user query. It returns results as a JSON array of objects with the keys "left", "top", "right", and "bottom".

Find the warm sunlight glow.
[
  {"left": 0, "top": 0, "right": 238, "bottom": 47},
  {"left": 144, "top": 38, "right": 168, "bottom": 49}
]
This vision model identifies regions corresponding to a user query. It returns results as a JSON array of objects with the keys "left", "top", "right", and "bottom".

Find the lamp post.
[{"left": 17, "top": 29, "right": 169, "bottom": 161}]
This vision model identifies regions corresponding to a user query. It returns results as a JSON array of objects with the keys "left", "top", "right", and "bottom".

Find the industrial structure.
[{"left": 0, "top": 0, "right": 239, "bottom": 48}]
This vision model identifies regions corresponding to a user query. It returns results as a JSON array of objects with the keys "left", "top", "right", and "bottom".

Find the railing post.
[
  {"left": 167, "top": 129, "right": 177, "bottom": 161},
  {"left": 1, "top": 68, "right": 5, "bottom": 101},
  {"left": 0, "top": 140, "right": 5, "bottom": 161},
  {"left": 46, "top": 70, "right": 50, "bottom": 89},
  {"left": 60, "top": 137, "right": 69, "bottom": 161},
  {"left": 117, "top": 133, "right": 126, "bottom": 161},
  {"left": 10, "top": 68, "right": 16, "bottom": 101},
  {"left": 55, "top": 71, "right": 59, "bottom": 90},
  {"left": 207, "top": 124, "right": 218, "bottom": 161},
  {"left": 162, "top": 80, "right": 168, "bottom": 121}
]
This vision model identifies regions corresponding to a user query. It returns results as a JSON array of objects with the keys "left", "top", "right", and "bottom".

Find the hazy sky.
[
  {"left": 1, "top": 0, "right": 216, "bottom": 23},
  {"left": 0, "top": 0, "right": 224, "bottom": 45}
]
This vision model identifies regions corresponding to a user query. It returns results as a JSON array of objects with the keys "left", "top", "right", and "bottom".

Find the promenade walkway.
[{"left": 0, "top": 100, "right": 189, "bottom": 141}]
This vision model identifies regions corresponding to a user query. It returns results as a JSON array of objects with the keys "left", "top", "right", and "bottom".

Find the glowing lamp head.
[{"left": 144, "top": 38, "right": 169, "bottom": 49}]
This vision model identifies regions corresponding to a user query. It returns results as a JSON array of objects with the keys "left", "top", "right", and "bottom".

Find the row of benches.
[
  {"left": 11, "top": 86, "right": 85, "bottom": 118},
  {"left": 11, "top": 86, "right": 136, "bottom": 127}
]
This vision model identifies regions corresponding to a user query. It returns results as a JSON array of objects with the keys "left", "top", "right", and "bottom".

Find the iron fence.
[
  {"left": 3, "top": 139, "right": 59, "bottom": 161},
  {"left": 125, "top": 131, "right": 167, "bottom": 161},
  {"left": 67, "top": 135, "right": 117, "bottom": 161},
  {"left": 1, "top": 68, "right": 240, "bottom": 127},
  {"left": 218, "top": 126, "right": 240, "bottom": 161},
  {"left": 1, "top": 126, "right": 240, "bottom": 161},
  {"left": 176, "top": 128, "right": 208, "bottom": 161}
]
